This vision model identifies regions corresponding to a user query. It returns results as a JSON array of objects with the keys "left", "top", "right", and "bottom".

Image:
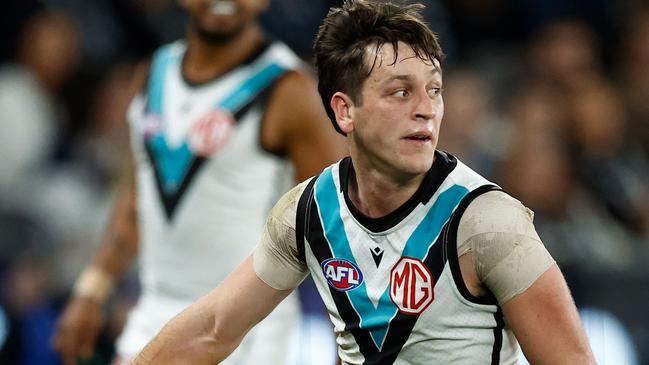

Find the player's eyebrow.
[
  {"left": 398, "top": 55, "right": 443, "bottom": 71},
  {"left": 380, "top": 68, "right": 442, "bottom": 86},
  {"left": 386, "top": 74, "right": 415, "bottom": 82}
]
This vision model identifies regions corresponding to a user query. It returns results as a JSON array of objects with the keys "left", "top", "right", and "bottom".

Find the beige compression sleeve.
[
  {"left": 457, "top": 190, "right": 555, "bottom": 305},
  {"left": 252, "top": 179, "right": 311, "bottom": 290}
]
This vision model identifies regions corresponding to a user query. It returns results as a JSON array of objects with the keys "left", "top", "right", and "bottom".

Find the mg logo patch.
[
  {"left": 321, "top": 258, "right": 363, "bottom": 291},
  {"left": 189, "top": 109, "right": 234, "bottom": 157},
  {"left": 390, "top": 257, "right": 434, "bottom": 314}
]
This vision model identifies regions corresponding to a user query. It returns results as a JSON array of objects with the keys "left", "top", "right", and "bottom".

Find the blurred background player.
[{"left": 52, "top": 0, "right": 345, "bottom": 364}]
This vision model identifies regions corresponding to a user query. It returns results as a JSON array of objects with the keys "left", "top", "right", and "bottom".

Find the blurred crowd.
[{"left": 0, "top": 0, "right": 648, "bottom": 364}]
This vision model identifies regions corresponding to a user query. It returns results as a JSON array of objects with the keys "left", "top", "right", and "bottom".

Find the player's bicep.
[
  {"left": 463, "top": 191, "right": 594, "bottom": 363},
  {"left": 253, "top": 181, "right": 311, "bottom": 290},
  {"left": 472, "top": 232, "right": 554, "bottom": 305},
  {"left": 253, "top": 224, "right": 308, "bottom": 290}
]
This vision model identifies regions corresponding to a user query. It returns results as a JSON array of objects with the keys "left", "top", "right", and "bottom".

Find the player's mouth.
[
  {"left": 209, "top": 0, "right": 238, "bottom": 16},
  {"left": 403, "top": 131, "right": 433, "bottom": 144}
]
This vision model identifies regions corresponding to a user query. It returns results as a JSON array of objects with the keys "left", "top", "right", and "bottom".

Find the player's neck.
[
  {"left": 182, "top": 24, "right": 264, "bottom": 83},
  {"left": 346, "top": 157, "right": 427, "bottom": 219}
]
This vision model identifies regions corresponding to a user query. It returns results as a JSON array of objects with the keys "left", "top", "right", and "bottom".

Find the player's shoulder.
[
  {"left": 261, "top": 41, "right": 315, "bottom": 97},
  {"left": 128, "top": 60, "right": 152, "bottom": 96},
  {"left": 128, "top": 41, "right": 179, "bottom": 97},
  {"left": 460, "top": 190, "right": 536, "bottom": 237},
  {"left": 271, "top": 67, "right": 318, "bottom": 101},
  {"left": 469, "top": 190, "right": 529, "bottom": 213},
  {"left": 269, "top": 178, "right": 315, "bottom": 226},
  {"left": 261, "top": 61, "right": 328, "bottom": 151}
]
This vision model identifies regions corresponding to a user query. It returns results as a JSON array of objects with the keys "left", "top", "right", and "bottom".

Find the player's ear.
[{"left": 331, "top": 92, "right": 354, "bottom": 134}]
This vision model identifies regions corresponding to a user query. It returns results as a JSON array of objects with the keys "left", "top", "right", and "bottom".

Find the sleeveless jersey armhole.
[
  {"left": 295, "top": 177, "right": 317, "bottom": 263},
  {"left": 444, "top": 184, "right": 501, "bottom": 305}
]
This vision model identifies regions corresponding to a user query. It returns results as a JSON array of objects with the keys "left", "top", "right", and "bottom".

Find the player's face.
[
  {"left": 346, "top": 43, "right": 443, "bottom": 178},
  {"left": 179, "top": 0, "right": 268, "bottom": 42}
]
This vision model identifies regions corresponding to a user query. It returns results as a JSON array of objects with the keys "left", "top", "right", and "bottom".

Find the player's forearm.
[
  {"left": 94, "top": 175, "right": 139, "bottom": 276},
  {"left": 74, "top": 176, "right": 138, "bottom": 304},
  {"left": 131, "top": 268, "right": 258, "bottom": 365},
  {"left": 132, "top": 300, "right": 239, "bottom": 365}
]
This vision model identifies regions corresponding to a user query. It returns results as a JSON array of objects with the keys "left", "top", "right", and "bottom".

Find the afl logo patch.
[
  {"left": 141, "top": 114, "right": 163, "bottom": 139},
  {"left": 390, "top": 257, "right": 434, "bottom": 314},
  {"left": 321, "top": 258, "right": 363, "bottom": 291}
]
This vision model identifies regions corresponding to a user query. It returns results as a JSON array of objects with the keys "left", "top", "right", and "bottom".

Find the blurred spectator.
[
  {"left": 505, "top": 84, "right": 565, "bottom": 144},
  {"left": 0, "top": 250, "right": 60, "bottom": 365},
  {"left": 258, "top": 0, "right": 331, "bottom": 58},
  {"left": 0, "top": 10, "right": 78, "bottom": 202},
  {"left": 42, "top": 0, "right": 184, "bottom": 64},
  {"left": 65, "top": 63, "right": 135, "bottom": 187},
  {"left": 442, "top": 0, "right": 527, "bottom": 50},
  {"left": 565, "top": 77, "right": 649, "bottom": 234},
  {"left": 526, "top": 19, "right": 601, "bottom": 91},
  {"left": 0, "top": 11, "right": 126, "bottom": 364},
  {"left": 0, "top": 0, "right": 44, "bottom": 63},
  {"left": 499, "top": 135, "right": 639, "bottom": 274},
  {"left": 618, "top": 7, "right": 649, "bottom": 156},
  {"left": 0, "top": 8, "right": 113, "bottom": 289}
]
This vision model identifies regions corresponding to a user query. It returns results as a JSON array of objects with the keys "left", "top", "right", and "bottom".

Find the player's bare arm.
[
  {"left": 458, "top": 191, "right": 595, "bottom": 364},
  {"left": 262, "top": 70, "right": 348, "bottom": 181},
  {"left": 502, "top": 265, "right": 594, "bottom": 364},
  {"left": 131, "top": 255, "right": 293, "bottom": 365}
]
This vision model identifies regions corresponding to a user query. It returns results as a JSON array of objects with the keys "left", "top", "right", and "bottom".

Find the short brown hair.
[{"left": 313, "top": 0, "right": 444, "bottom": 134}]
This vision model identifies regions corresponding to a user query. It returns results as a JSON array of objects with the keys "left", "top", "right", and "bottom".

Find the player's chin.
[
  {"left": 194, "top": 21, "right": 244, "bottom": 43},
  {"left": 399, "top": 141, "right": 434, "bottom": 160},
  {"left": 397, "top": 154, "right": 434, "bottom": 176},
  {"left": 199, "top": 18, "right": 241, "bottom": 34}
]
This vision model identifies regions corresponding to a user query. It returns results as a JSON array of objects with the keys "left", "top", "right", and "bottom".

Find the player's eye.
[
  {"left": 393, "top": 90, "right": 409, "bottom": 98},
  {"left": 428, "top": 87, "right": 442, "bottom": 97}
]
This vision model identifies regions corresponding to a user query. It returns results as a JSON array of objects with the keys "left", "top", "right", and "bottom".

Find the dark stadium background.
[{"left": 1, "top": 0, "right": 648, "bottom": 364}]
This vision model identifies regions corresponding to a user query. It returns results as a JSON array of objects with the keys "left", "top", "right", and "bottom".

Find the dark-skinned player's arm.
[
  {"left": 53, "top": 62, "right": 148, "bottom": 365},
  {"left": 261, "top": 69, "right": 348, "bottom": 182}
]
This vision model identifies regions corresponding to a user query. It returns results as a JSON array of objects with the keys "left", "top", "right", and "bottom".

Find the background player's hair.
[{"left": 313, "top": 0, "right": 444, "bottom": 134}]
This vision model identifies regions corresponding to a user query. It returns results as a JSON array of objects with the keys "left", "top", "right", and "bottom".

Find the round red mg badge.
[
  {"left": 390, "top": 257, "right": 434, "bottom": 314},
  {"left": 189, "top": 109, "right": 235, "bottom": 157}
]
